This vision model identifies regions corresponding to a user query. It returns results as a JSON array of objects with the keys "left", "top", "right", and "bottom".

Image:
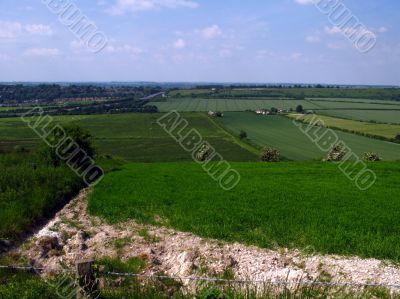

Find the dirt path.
[{"left": 9, "top": 188, "right": 400, "bottom": 292}]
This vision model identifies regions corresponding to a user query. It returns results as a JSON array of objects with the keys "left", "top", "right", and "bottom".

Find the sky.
[{"left": 0, "top": 0, "right": 399, "bottom": 85}]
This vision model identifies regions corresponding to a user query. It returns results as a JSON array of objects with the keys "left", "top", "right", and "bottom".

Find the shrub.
[
  {"left": 239, "top": 130, "right": 247, "bottom": 140},
  {"left": 40, "top": 125, "right": 95, "bottom": 167},
  {"left": 326, "top": 144, "right": 347, "bottom": 162},
  {"left": 396, "top": 133, "right": 400, "bottom": 141},
  {"left": 196, "top": 144, "right": 212, "bottom": 162},
  {"left": 296, "top": 105, "right": 304, "bottom": 113},
  {"left": 259, "top": 147, "right": 280, "bottom": 162},
  {"left": 363, "top": 152, "right": 381, "bottom": 162}
]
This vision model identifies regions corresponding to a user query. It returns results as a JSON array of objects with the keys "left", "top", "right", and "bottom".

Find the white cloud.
[
  {"left": 173, "top": 38, "right": 186, "bottom": 49},
  {"left": 201, "top": 25, "right": 222, "bottom": 39},
  {"left": 107, "top": 0, "right": 198, "bottom": 15},
  {"left": 291, "top": 52, "right": 303, "bottom": 60},
  {"left": 306, "top": 35, "right": 320, "bottom": 43},
  {"left": 325, "top": 26, "right": 375, "bottom": 38},
  {"left": 327, "top": 42, "right": 346, "bottom": 50},
  {"left": 294, "top": 0, "right": 316, "bottom": 5},
  {"left": 105, "top": 44, "right": 143, "bottom": 57},
  {"left": 24, "top": 48, "right": 61, "bottom": 57},
  {"left": 219, "top": 48, "right": 232, "bottom": 58},
  {"left": 0, "top": 22, "right": 53, "bottom": 38},
  {"left": 377, "top": 26, "right": 387, "bottom": 33},
  {"left": 24, "top": 24, "right": 53, "bottom": 36},
  {"left": 0, "top": 22, "right": 22, "bottom": 38}
]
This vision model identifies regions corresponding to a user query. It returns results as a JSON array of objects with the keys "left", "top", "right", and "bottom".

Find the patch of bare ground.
[{"left": 8, "top": 188, "right": 400, "bottom": 294}]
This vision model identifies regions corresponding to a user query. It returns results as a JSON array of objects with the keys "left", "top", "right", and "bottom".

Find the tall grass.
[{"left": 0, "top": 153, "right": 83, "bottom": 240}]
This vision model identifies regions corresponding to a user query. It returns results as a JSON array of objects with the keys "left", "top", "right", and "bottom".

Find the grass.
[
  {"left": 149, "top": 98, "right": 318, "bottom": 112},
  {"left": 89, "top": 161, "right": 400, "bottom": 261},
  {"left": 0, "top": 153, "right": 83, "bottom": 240},
  {"left": 319, "top": 109, "right": 400, "bottom": 124},
  {"left": 1, "top": 268, "right": 393, "bottom": 299},
  {"left": 0, "top": 113, "right": 257, "bottom": 162},
  {"left": 288, "top": 113, "right": 400, "bottom": 140},
  {"left": 168, "top": 87, "right": 400, "bottom": 101},
  {"left": 216, "top": 112, "right": 400, "bottom": 161}
]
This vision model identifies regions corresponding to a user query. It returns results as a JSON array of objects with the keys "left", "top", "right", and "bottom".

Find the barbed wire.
[{"left": 2, "top": 264, "right": 400, "bottom": 290}]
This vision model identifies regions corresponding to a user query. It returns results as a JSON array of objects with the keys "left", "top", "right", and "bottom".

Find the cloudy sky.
[{"left": 0, "top": 0, "right": 399, "bottom": 85}]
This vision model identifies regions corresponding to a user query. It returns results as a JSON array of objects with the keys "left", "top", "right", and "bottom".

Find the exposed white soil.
[{"left": 10, "top": 188, "right": 400, "bottom": 293}]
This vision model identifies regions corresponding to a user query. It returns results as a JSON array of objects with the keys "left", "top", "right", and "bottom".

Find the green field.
[
  {"left": 216, "top": 112, "right": 400, "bottom": 161},
  {"left": 149, "top": 97, "right": 400, "bottom": 113},
  {"left": 289, "top": 113, "right": 400, "bottom": 140},
  {"left": 151, "top": 98, "right": 320, "bottom": 112},
  {"left": 0, "top": 153, "right": 83, "bottom": 239},
  {"left": 168, "top": 87, "right": 400, "bottom": 101},
  {"left": 319, "top": 109, "right": 400, "bottom": 124},
  {"left": 89, "top": 162, "right": 400, "bottom": 261},
  {"left": 0, "top": 113, "right": 256, "bottom": 162}
]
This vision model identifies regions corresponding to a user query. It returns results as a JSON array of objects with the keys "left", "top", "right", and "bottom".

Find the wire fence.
[{"left": 2, "top": 264, "right": 400, "bottom": 290}]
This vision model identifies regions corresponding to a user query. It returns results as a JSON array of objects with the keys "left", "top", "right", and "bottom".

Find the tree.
[
  {"left": 259, "top": 147, "right": 280, "bottom": 162},
  {"left": 239, "top": 130, "right": 247, "bottom": 140},
  {"left": 296, "top": 105, "right": 304, "bottom": 113},
  {"left": 363, "top": 152, "right": 381, "bottom": 162},
  {"left": 396, "top": 133, "right": 400, "bottom": 141},
  {"left": 40, "top": 125, "right": 95, "bottom": 167},
  {"left": 326, "top": 144, "right": 347, "bottom": 162},
  {"left": 196, "top": 144, "right": 212, "bottom": 162}
]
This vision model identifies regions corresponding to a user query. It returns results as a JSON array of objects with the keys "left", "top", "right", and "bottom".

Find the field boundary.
[
  {"left": 2, "top": 264, "right": 400, "bottom": 290},
  {"left": 287, "top": 114, "right": 400, "bottom": 145},
  {"left": 206, "top": 113, "right": 261, "bottom": 157}
]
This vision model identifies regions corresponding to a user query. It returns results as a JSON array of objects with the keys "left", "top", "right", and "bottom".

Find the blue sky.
[{"left": 0, "top": 0, "right": 399, "bottom": 85}]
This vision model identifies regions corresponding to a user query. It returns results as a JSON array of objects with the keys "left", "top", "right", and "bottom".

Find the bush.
[
  {"left": 363, "top": 152, "right": 381, "bottom": 162},
  {"left": 239, "top": 130, "right": 247, "bottom": 140},
  {"left": 196, "top": 144, "right": 212, "bottom": 162},
  {"left": 326, "top": 144, "right": 347, "bottom": 162},
  {"left": 259, "top": 147, "right": 280, "bottom": 162},
  {"left": 396, "top": 133, "right": 400, "bottom": 141},
  {"left": 296, "top": 105, "right": 304, "bottom": 113},
  {"left": 40, "top": 125, "right": 95, "bottom": 167}
]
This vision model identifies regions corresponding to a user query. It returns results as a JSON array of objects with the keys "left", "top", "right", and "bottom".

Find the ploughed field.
[
  {"left": 216, "top": 112, "right": 400, "bottom": 161},
  {"left": 88, "top": 162, "right": 400, "bottom": 261}
]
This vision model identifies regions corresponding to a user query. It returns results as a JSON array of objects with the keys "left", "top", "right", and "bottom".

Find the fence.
[{"left": 1, "top": 261, "right": 400, "bottom": 298}]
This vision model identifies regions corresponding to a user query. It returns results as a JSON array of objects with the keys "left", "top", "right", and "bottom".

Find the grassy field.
[
  {"left": 149, "top": 97, "right": 400, "bottom": 112},
  {"left": 88, "top": 162, "right": 400, "bottom": 261},
  {"left": 288, "top": 113, "right": 400, "bottom": 140},
  {"left": 216, "top": 112, "right": 400, "bottom": 161},
  {"left": 0, "top": 153, "right": 83, "bottom": 240},
  {"left": 0, "top": 113, "right": 257, "bottom": 162},
  {"left": 150, "top": 98, "right": 317, "bottom": 112},
  {"left": 318, "top": 109, "right": 400, "bottom": 124},
  {"left": 168, "top": 87, "right": 400, "bottom": 101}
]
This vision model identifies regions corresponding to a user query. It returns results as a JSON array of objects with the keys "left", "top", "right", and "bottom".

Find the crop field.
[
  {"left": 216, "top": 112, "right": 400, "bottom": 161},
  {"left": 318, "top": 109, "right": 400, "bottom": 124},
  {"left": 150, "top": 97, "right": 400, "bottom": 113},
  {"left": 0, "top": 113, "right": 257, "bottom": 162},
  {"left": 151, "top": 98, "right": 320, "bottom": 112},
  {"left": 168, "top": 88, "right": 400, "bottom": 101},
  {"left": 289, "top": 113, "right": 400, "bottom": 140},
  {"left": 89, "top": 162, "right": 400, "bottom": 261}
]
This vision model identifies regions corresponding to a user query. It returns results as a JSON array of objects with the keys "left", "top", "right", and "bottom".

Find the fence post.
[{"left": 76, "top": 259, "right": 98, "bottom": 299}]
